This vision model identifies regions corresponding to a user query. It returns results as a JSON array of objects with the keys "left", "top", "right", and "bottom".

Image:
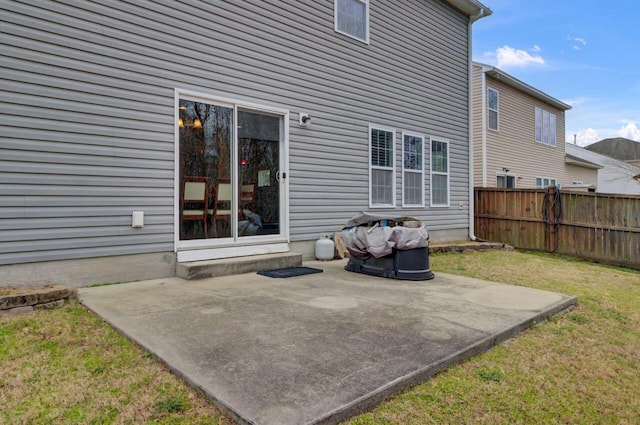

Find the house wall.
[
  {"left": 564, "top": 164, "right": 598, "bottom": 188},
  {"left": 1, "top": 1, "right": 472, "bottom": 284},
  {"left": 471, "top": 65, "right": 484, "bottom": 187},
  {"left": 478, "top": 74, "right": 588, "bottom": 188},
  {"left": 566, "top": 144, "right": 640, "bottom": 195}
]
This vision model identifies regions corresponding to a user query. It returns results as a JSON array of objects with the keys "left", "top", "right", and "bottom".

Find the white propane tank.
[{"left": 315, "top": 234, "right": 335, "bottom": 260}]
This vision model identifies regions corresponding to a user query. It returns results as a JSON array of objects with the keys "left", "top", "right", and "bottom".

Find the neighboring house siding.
[
  {"left": 478, "top": 74, "right": 570, "bottom": 188},
  {"left": 471, "top": 65, "right": 484, "bottom": 186},
  {"left": 564, "top": 164, "right": 598, "bottom": 188},
  {"left": 1, "top": 1, "right": 471, "bottom": 266},
  {"left": 566, "top": 143, "right": 640, "bottom": 195}
]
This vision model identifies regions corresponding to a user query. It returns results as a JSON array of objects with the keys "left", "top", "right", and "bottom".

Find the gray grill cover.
[{"left": 340, "top": 212, "right": 429, "bottom": 259}]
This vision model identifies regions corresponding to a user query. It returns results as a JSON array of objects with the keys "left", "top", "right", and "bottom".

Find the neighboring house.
[
  {"left": 566, "top": 143, "right": 640, "bottom": 195},
  {"left": 0, "top": 1, "right": 491, "bottom": 286},
  {"left": 471, "top": 62, "right": 598, "bottom": 190},
  {"left": 585, "top": 137, "right": 640, "bottom": 167}
]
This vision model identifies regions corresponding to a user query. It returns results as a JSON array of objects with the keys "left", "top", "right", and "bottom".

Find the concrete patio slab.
[{"left": 79, "top": 259, "right": 576, "bottom": 425}]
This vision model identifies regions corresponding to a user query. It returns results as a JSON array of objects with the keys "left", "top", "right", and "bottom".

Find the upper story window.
[
  {"left": 487, "top": 87, "right": 499, "bottom": 131},
  {"left": 335, "top": 0, "right": 369, "bottom": 43},
  {"left": 535, "top": 107, "right": 557, "bottom": 147}
]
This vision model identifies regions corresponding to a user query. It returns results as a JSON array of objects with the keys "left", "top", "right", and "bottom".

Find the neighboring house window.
[
  {"left": 402, "top": 132, "right": 424, "bottom": 207},
  {"left": 370, "top": 125, "right": 395, "bottom": 207},
  {"left": 335, "top": 0, "right": 369, "bottom": 43},
  {"left": 536, "top": 177, "right": 558, "bottom": 188},
  {"left": 430, "top": 138, "right": 449, "bottom": 207},
  {"left": 497, "top": 175, "right": 515, "bottom": 188},
  {"left": 487, "top": 88, "right": 499, "bottom": 131},
  {"left": 535, "top": 107, "right": 557, "bottom": 147}
]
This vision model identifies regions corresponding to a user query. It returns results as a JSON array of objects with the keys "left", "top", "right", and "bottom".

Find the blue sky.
[{"left": 472, "top": 0, "right": 640, "bottom": 146}]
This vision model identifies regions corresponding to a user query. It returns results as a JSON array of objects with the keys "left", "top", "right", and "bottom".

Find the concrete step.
[{"left": 176, "top": 252, "right": 303, "bottom": 280}]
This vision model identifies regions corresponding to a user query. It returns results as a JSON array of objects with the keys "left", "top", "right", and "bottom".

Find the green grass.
[
  {"left": 1, "top": 250, "right": 638, "bottom": 424},
  {"left": 344, "top": 250, "right": 640, "bottom": 425},
  {"left": 0, "top": 302, "right": 230, "bottom": 425}
]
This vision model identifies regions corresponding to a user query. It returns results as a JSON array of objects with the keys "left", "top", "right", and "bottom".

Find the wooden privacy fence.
[{"left": 474, "top": 188, "right": 640, "bottom": 270}]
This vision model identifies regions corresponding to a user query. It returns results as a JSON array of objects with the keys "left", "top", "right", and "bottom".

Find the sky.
[{"left": 472, "top": 0, "right": 640, "bottom": 147}]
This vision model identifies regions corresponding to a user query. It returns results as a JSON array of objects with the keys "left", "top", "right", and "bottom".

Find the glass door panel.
[
  {"left": 178, "top": 99, "right": 232, "bottom": 240},
  {"left": 237, "top": 110, "right": 281, "bottom": 238},
  {"left": 178, "top": 98, "right": 284, "bottom": 244}
]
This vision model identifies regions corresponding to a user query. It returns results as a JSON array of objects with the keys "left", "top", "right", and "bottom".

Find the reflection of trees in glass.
[
  {"left": 179, "top": 100, "right": 232, "bottom": 182},
  {"left": 238, "top": 111, "right": 280, "bottom": 224},
  {"left": 179, "top": 105, "right": 282, "bottom": 236},
  {"left": 403, "top": 136, "right": 422, "bottom": 170},
  {"left": 179, "top": 100, "right": 233, "bottom": 240}
]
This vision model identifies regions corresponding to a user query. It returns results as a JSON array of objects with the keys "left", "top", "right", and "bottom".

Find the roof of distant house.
[
  {"left": 566, "top": 142, "right": 640, "bottom": 195},
  {"left": 585, "top": 137, "right": 640, "bottom": 161}
]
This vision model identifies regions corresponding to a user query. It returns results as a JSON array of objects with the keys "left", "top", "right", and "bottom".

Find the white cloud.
[
  {"left": 567, "top": 36, "right": 587, "bottom": 51},
  {"left": 571, "top": 128, "right": 600, "bottom": 147},
  {"left": 493, "top": 45, "right": 545, "bottom": 68},
  {"left": 617, "top": 122, "right": 640, "bottom": 141},
  {"left": 563, "top": 97, "right": 587, "bottom": 107},
  {"left": 531, "top": 44, "right": 541, "bottom": 52}
]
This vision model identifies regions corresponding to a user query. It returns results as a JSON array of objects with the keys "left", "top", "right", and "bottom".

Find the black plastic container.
[{"left": 345, "top": 247, "right": 434, "bottom": 280}]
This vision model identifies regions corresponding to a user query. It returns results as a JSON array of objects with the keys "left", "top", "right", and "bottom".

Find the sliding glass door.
[{"left": 177, "top": 96, "right": 285, "bottom": 246}]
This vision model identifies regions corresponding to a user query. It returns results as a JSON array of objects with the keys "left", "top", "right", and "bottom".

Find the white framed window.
[
  {"left": 402, "top": 132, "right": 424, "bottom": 207},
  {"left": 535, "top": 107, "right": 557, "bottom": 146},
  {"left": 497, "top": 174, "right": 516, "bottom": 188},
  {"left": 369, "top": 125, "right": 395, "bottom": 208},
  {"left": 335, "top": 0, "right": 369, "bottom": 43},
  {"left": 487, "top": 87, "right": 499, "bottom": 131},
  {"left": 535, "top": 177, "right": 558, "bottom": 189},
  {"left": 430, "top": 138, "right": 449, "bottom": 207}
]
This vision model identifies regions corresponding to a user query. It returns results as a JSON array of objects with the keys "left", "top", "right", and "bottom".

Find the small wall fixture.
[
  {"left": 299, "top": 113, "right": 311, "bottom": 127},
  {"left": 132, "top": 211, "right": 144, "bottom": 228}
]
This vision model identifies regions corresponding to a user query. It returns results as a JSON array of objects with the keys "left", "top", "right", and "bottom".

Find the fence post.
[{"left": 545, "top": 186, "right": 558, "bottom": 252}]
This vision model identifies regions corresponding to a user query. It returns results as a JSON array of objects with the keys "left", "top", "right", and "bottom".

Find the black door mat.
[{"left": 257, "top": 266, "right": 323, "bottom": 278}]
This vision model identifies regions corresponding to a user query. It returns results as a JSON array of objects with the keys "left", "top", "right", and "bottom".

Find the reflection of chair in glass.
[
  {"left": 240, "top": 183, "right": 256, "bottom": 212},
  {"left": 182, "top": 176, "right": 208, "bottom": 238},
  {"left": 212, "top": 182, "right": 232, "bottom": 236}
]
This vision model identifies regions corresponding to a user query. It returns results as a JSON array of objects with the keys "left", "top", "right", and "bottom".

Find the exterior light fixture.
[{"left": 299, "top": 113, "right": 311, "bottom": 127}]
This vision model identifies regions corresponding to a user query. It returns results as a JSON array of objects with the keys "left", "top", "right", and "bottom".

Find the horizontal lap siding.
[
  {"left": 0, "top": 0, "right": 470, "bottom": 265},
  {"left": 1, "top": 1, "right": 179, "bottom": 265},
  {"left": 290, "top": 0, "right": 471, "bottom": 239},
  {"left": 483, "top": 75, "right": 571, "bottom": 189}
]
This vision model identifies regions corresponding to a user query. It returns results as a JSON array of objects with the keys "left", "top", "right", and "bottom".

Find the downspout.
[
  {"left": 468, "top": 7, "right": 486, "bottom": 241},
  {"left": 481, "top": 72, "right": 487, "bottom": 187}
]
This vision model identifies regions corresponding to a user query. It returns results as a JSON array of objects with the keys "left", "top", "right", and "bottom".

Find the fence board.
[{"left": 475, "top": 188, "right": 640, "bottom": 270}]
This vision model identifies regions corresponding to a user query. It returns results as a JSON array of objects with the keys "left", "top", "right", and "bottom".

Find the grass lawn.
[{"left": 1, "top": 250, "right": 639, "bottom": 424}]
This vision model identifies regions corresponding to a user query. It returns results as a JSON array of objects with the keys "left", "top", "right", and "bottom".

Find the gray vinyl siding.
[{"left": 1, "top": 0, "right": 471, "bottom": 265}]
